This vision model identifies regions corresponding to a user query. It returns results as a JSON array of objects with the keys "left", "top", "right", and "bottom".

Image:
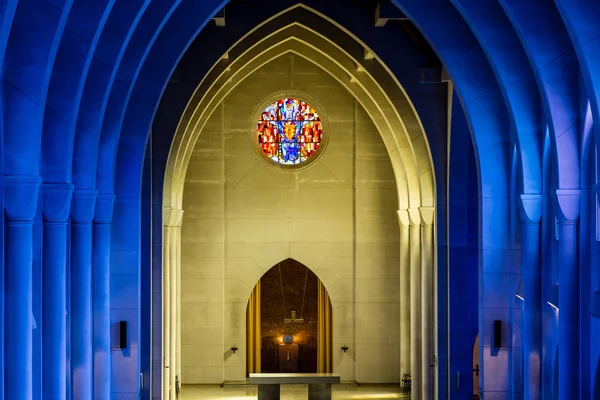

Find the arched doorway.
[{"left": 246, "top": 259, "right": 332, "bottom": 375}]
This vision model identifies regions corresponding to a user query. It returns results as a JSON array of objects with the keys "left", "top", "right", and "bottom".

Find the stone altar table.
[{"left": 248, "top": 373, "right": 341, "bottom": 400}]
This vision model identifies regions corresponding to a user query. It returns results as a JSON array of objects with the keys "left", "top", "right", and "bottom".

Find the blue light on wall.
[{"left": 589, "top": 292, "right": 600, "bottom": 319}]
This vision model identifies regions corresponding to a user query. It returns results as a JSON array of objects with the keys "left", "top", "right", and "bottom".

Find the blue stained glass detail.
[{"left": 257, "top": 98, "right": 323, "bottom": 165}]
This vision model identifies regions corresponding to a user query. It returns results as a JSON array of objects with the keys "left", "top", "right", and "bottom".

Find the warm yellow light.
[
  {"left": 348, "top": 394, "right": 403, "bottom": 399},
  {"left": 279, "top": 336, "right": 283, "bottom": 343}
]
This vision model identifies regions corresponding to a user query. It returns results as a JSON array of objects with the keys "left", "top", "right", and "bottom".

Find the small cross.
[
  {"left": 473, "top": 364, "right": 480, "bottom": 377},
  {"left": 283, "top": 311, "right": 304, "bottom": 333}
]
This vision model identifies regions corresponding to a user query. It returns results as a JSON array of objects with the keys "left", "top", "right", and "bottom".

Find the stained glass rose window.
[{"left": 256, "top": 98, "right": 323, "bottom": 165}]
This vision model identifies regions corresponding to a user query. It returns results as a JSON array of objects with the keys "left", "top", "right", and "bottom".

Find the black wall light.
[
  {"left": 119, "top": 321, "right": 127, "bottom": 349},
  {"left": 493, "top": 320, "right": 502, "bottom": 348},
  {"left": 341, "top": 345, "right": 348, "bottom": 353},
  {"left": 231, "top": 346, "right": 238, "bottom": 354}
]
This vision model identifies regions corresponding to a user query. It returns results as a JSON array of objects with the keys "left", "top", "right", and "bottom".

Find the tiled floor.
[{"left": 180, "top": 384, "right": 407, "bottom": 399}]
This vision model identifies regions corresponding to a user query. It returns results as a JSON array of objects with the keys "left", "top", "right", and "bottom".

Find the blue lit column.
[
  {"left": 553, "top": 190, "right": 580, "bottom": 400},
  {"left": 518, "top": 194, "right": 543, "bottom": 400},
  {"left": 4, "top": 175, "right": 42, "bottom": 400},
  {"left": 93, "top": 194, "right": 115, "bottom": 400},
  {"left": 71, "top": 189, "right": 98, "bottom": 400},
  {"left": 41, "top": 183, "right": 74, "bottom": 399}
]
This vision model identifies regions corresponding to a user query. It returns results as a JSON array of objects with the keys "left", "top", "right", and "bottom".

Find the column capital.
[
  {"left": 397, "top": 209, "right": 410, "bottom": 227},
  {"left": 163, "top": 206, "right": 184, "bottom": 227},
  {"left": 4, "top": 174, "right": 42, "bottom": 221},
  {"left": 419, "top": 207, "right": 435, "bottom": 226},
  {"left": 518, "top": 194, "right": 543, "bottom": 225},
  {"left": 42, "top": 183, "right": 74, "bottom": 222},
  {"left": 71, "top": 189, "right": 98, "bottom": 223},
  {"left": 407, "top": 208, "right": 421, "bottom": 227},
  {"left": 94, "top": 193, "right": 115, "bottom": 224},
  {"left": 553, "top": 189, "right": 580, "bottom": 223}
]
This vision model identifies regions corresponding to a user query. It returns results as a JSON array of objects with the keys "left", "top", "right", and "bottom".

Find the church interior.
[{"left": 0, "top": 0, "right": 599, "bottom": 399}]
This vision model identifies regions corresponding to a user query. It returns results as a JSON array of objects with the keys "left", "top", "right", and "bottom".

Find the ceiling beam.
[
  {"left": 213, "top": 8, "right": 226, "bottom": 27},
  {"left": 375, "top": 2, "right": 408, "bottom": 27},
  {"left": 364, "top": 48, "right": 375, "bottom": 60}
]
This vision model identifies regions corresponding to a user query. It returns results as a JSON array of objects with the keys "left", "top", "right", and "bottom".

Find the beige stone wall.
[{"left": 180, "top": 54, "right": 400, "bottom": 384}]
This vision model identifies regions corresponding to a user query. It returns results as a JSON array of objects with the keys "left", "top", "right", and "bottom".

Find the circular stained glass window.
[{"left": 256, "top": 98, "right": 323, "bottom": 166}]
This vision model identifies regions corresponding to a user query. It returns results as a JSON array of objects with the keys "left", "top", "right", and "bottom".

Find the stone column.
[
  {"left": 420, "top": 207, "right": 435, "bottom": 400},
  {"left": 93, "top": 194, "right": 115, "bottom": 400},
  {"left": 170, "top": 220, "right": 177, "bottom": 400},
  {"left": 553, "top": 190, "right": 580, "bottom": 400},
  {"left": 162, "top": 224, "right": 171, "bottom": 400},
  {"left": 163, "top": 207, "right": 183, "bottom": 400},
  {"left": 408, "top": 208, "right": 422, "bottom": 399},
  {"left": 172, "top": 210, "right": 183, "bottom": 399},
  {"left": 41, "top": 183, "right": 73, "bottom": 400},
  {"left": 518, "top": 195, "right": 543, "bottom": 400},
  {"left": 71, "top": 189, "right": 98, "bottom": 400},
  {"left": 4, "top": 175, "right": 42, "bottom": 400},
  {"left": 397, "top": 210, "right": 411, "bottom": 379},
  {"left": 176, "top": 222, "right": 182, "bottom": 388}
]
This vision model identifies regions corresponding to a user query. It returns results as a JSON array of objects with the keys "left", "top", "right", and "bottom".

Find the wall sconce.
[
  {"left": 589, "top": 291, "right": 600, "bottom": 319},
  {"left": 119, "top": 321, "right": 127, "bottom": 349},
  {"left": 493, "top": 320, "right": 502, "bottom": 348},
  {"left": 231, "top": 346, "right": 238, "bottom": 354},
  {"left": 515, "top": 280, "right": 524, "bottom": 301},
  {"left": 341, "top": 345, "right": 348, "bottom": 353},
  {"left": 547, "top": 283, "right": 559, "bottom": 310}
]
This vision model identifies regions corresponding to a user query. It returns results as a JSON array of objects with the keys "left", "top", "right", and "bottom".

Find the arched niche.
[
  {"left": 246, "top": 258, "right": 333, "bottom": 375},
  {"left": 161, "top": 2, "right": 437, "bottom": 392},
  {"left": 175, "top": 51, "right": 405, "bottom": 385}
]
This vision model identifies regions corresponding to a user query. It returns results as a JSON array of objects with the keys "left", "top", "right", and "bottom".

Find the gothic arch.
[
  {"left": 164, "top": 10, "right": 438, "bottom": 214},
  {"left": 161, "top": 7, "right": 438, "bottom": 392},
  {"left": 249, "top": 258, "right": 333, "bottom": 304},
  {"left": 245, "top": 258, "right": 333, "bottom": 375}
]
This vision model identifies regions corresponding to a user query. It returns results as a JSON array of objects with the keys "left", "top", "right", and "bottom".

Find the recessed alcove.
[
  {"left": 179, "top": 53, "right": 401, "bottom": 384},
  {"left": 245, "top": 258, "right": 333, "bottom": 374}
]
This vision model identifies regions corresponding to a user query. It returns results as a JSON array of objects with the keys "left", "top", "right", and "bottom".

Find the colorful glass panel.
[{"left": 257, "top": 98, "right": 323, "bottom": 165}]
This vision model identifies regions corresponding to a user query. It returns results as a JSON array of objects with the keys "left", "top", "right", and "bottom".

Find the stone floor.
[{"left": 180, "top": 384, "right": 407, "bottom": 399}]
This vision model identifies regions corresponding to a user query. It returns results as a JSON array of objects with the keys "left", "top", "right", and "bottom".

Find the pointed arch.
[
  {"left": 245, "top": 258, "right": 333, "bottom": 375},
  {"left": 163, "top": 17, "right": 438, "bottom": 223}
]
